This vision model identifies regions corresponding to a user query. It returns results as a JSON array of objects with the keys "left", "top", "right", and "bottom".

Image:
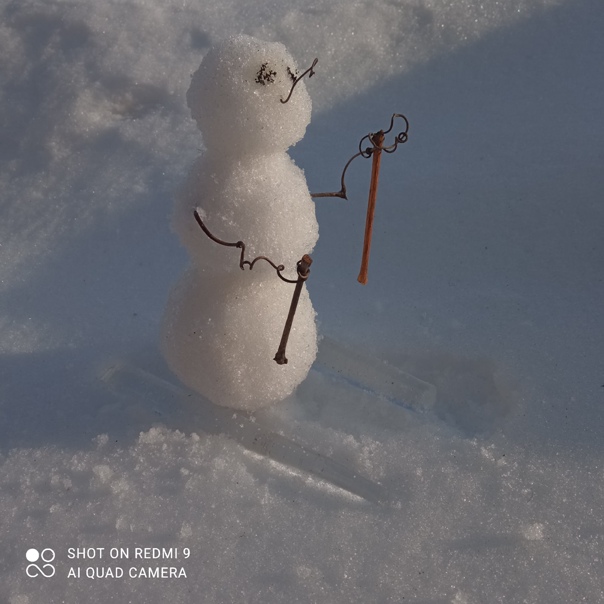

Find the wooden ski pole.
[
  {"left": 358, "top": 130, "right": 385, "bottom": 285},
  {"left": 274, "top": 254, "right": 313, "bottom": 365}
]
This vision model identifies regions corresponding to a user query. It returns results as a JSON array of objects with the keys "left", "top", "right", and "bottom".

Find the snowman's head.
[{"left": 187, "top": 36, "right": 312, "bottom": 155}]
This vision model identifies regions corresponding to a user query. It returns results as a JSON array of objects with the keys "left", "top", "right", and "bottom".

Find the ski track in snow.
[{"left": 1, "top": 0, "right": 604, "bottom": 602}]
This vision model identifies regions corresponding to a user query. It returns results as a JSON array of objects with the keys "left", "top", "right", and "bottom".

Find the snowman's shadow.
[
  {"left": 99, "top": 343, "right": 390, "bottom": 505},
  {"left": 3, "top": 0, "right": 604, "bottom": 462},
  {"left": 0, "top": 344, "right": 148, "bottom": 453}
]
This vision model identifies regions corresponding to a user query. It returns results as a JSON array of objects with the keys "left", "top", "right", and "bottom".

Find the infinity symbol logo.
[{"left": 26, "top": 548, "right": 56, "bottom": 578}]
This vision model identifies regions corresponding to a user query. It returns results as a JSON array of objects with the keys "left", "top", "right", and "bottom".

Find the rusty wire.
[
  {"left": 193, "top": 209, "right": 313, "bottom": 364},
  {"left": 193, "top": 209, "right": 300, "bottom": 283},
  {"left": 310, "top": 113, "right": 409, "bottom": 200},
  {"left": 280, "top": 58, "right": 318, "bottom": 104}
]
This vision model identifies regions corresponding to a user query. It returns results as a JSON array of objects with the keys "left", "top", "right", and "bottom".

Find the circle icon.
[
  {"left": 26, "top": 549, "right": 40, "bottom": 562},
  {"left": 40, "top": 548, "right": 55, "bottom": 563}
]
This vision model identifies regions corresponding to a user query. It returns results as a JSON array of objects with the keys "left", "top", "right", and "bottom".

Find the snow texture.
[
  {"left": 186, "top": 36, "right": 312, "bottom": 156},
  {"left": 1, "top": 0, "right": 604, "bottom": 602},
  {"left": 161, "top": 267, "right": 317, "bottom": 409},
  {"left": 162, "top": 36, "right": 319, "bottom": 410}
]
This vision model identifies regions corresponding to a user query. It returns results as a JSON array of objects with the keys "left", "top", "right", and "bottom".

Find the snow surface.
[{"left": 1, "top": 0, "right": 604, "bottom": 602}]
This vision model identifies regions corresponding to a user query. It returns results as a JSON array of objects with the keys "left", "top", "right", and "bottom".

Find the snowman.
[{"left": 161, "top": 35, "right": 320, "bottom": 411}]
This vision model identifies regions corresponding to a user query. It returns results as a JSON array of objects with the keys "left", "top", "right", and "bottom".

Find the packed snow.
[
  {"left": 162, "top": 36, "right": 319, "bottom": 410},
  {"left": 1, "top": 0, "right": 603, "bottom": 603}
]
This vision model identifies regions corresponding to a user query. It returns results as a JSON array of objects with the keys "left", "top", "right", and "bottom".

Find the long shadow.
[
  {"left": 0, "top": 341, "right": 172, "bottom": 453},
  {"left": 292, "top": 0, "right": 604, "bottom": 452},
  {"left": 296, "top": 0, "right": 603, "bottom": 307},
  {"left": 2, "top": 0, "right": 603, "bottom": 454}
]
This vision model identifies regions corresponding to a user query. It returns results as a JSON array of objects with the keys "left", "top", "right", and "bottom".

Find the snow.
[
  {"left": 1, "top": 0, "right": 604, "bottom": 602},
  {"left": 163, "top": 36, "right": 319, "bottom": 409},
  {"left": 161, "top": 267, "right": 318, "bottom": 409},
  {"left": 185, "top": 36, "right": 312, "bottom": 155}
]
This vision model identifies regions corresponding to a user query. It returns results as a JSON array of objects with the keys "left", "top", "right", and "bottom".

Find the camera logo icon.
[{"left": 26, "top": 548, "right": 56, "bottom": 578}]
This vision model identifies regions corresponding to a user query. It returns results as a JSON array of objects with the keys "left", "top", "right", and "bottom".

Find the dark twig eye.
[{"left": 255, "top": 62, "right": 277, "bottom": 85}]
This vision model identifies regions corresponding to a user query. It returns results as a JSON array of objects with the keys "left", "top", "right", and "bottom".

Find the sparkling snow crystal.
[{"left": 162, "top": 36, "right": 319, "bottom": 410}]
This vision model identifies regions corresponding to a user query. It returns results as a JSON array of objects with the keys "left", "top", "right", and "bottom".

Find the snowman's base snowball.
[{"left": 161, "top": 268, "right": 317, "bottom": 411}]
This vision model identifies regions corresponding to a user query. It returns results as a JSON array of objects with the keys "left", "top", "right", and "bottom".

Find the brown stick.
[
  {"left": 274, "top": 255, "right": 313, "bottom": 365},
  {"left": 358, "top": 131, "right": 384, "bottom": 285}
]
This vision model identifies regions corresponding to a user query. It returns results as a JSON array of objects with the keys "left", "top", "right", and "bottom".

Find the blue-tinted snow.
[{"left": 1, "top": 0, "right": 603, "bottom": 602}]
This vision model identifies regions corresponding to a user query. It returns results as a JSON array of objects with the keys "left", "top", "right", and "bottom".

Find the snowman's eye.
[{"left": 255, "top": 63, "right": 277, "bottom": 85}]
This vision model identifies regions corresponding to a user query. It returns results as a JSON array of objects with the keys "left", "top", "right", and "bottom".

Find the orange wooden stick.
[{"left": 358, "top": 130, "right": 384, "bottom": 285}]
